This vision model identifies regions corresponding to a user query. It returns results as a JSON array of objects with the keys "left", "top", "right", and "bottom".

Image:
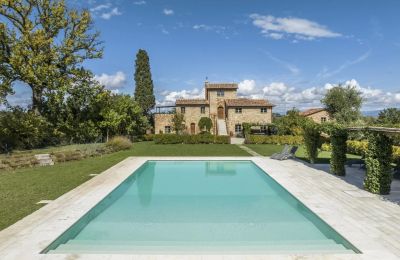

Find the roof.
[
  {"left": 225, "top": 98, "right": 274, "bottom": 107},
  {"left": 300, "top": 108, "right": 326, "bottom": 116},
  {"left": 205, "top": 82, "right": 238, "bottom": 89},
  {"left": 175, "top": 99, "right": 209, "bottom": 105}
]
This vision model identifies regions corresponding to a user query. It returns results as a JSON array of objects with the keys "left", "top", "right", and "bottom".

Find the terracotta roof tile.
[
  {"left": 300, "top": 108, "right": 326, "bottom": 116},
  {"left": 175, "top": 99, "right": 209, "bottom": 105},
  {"left": 225, "top": 98, "right": 274, "bottom": 107},
  {"left": 205, "top": 83, "right": 238, "bottom": 89}
]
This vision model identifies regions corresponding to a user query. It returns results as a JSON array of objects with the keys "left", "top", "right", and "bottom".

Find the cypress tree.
[{"left": 134, "top": 49, "right": 155, "bottom": 116}]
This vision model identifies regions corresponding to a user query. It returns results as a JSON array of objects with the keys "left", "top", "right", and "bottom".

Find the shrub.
[
  {"left": 329, "top": 125, "right": 348, "bottom": 176},
  {"left": 198, "top": 117, "right": 213, "bottom": 132},
  {"left": 143, "top": 134, "right": 155, "bottom": 141},
  {"left": 321, "top": 143, "right": 332, "bottom": 151},
  {"left": 153, "top": 134, "right": 229, "bottom": 144},
  {"left": 364, "top": 132, "right": 393, "bottom": 195},
  {"left": 106, "top": 136, "right": 133, "bottom": 151},
  {"left": 245, "top": 135, "right": 303, "bottom": 145},
  {"left": 302, "top": 122, "right": 322, "bottom": 164}
]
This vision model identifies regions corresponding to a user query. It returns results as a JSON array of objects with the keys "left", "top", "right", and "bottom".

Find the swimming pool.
[{"left": 44, "top": 160, "right": 359, "bottom": 254}]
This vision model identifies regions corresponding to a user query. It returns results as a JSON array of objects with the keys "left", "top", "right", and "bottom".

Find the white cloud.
[
  {"left": 261, "top": 51, "right": 300, "bottom": 75},
  {"left": 94, "top": 71, "right": 126, "bottom": 89},
  {"left": 133, "top": 1, "right": 146, "bottom": 5},
  {"left": 192, "top": 24, "right": 234, "bottom": 39},
  {"left": 157, "top": 88, "right": 204, "bottom": 106},
  {"left": 90, "top": 4, "right": 122, "bottom": 20},
  {"left": 101, "top": 7, "right": 122, "bottom": 20},
  {"left": 318, "top": 50, "right": 371, "bottom": 78},
  {"left": 156, "top": 79, "right": 400, "bottom": 112},
  {"left": 90, "top": 4, "right": 111, "bottom": 12},
  {"left": 163, "top": 9, "right": 174, "bottom": 15},
  {"left": 238, "top": 79, "right": 257, "bottom": 95},
  {"left": 249, "top": 14, "right": 341, "bottom": 40}
]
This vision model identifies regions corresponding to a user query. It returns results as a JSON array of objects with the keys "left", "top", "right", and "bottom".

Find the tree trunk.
[{"left": 31, "top": 86, "right": 43, "bottom": 115}]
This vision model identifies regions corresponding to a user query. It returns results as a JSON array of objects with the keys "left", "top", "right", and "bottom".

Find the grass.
[
  {"left": 245, "top": 144, "right": 361, "bottom": 163},
  {"left": 0, "top": 142, "right": 249, "bottom": 231}
]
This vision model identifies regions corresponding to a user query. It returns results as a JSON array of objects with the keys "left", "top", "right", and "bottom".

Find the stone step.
[{"left": 34, "top": 154, "right": 54, "bottom": 166}]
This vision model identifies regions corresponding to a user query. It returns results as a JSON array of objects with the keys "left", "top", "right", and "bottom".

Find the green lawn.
[
  {"left": 245, "top": 144, "right": 361, "bottom": 163},
  {"left": 0, "top": 142, "right": 249, "bottom": 231}
]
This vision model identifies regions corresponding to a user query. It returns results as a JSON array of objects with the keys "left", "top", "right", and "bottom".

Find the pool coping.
[{"left": 0, "top": 156, "right": 398, "bottom": 259}]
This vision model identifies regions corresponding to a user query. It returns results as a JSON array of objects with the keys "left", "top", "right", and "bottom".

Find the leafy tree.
[
  {"left": 100, "top": 94, "right": 149, "bottom": 141},
  {"left": 275, "top": 108, "right": 310, "bottom": 135},
  {"left": 198, "top": 117, "right": 213, "bottom": 132},
  {"left": 0, "top": 107, "right": 54, "bottom": 152},
  {"left": 377, "top": 108, "right": 400, "bottom": 125},
  {"left": 0, "top": 0, "right": 102, "bottom": 114},
  {"left": 171, "top": 112, "right": 185, "bottom": 134},
  {"left": 134, "top": 49, "right": 155, "bottom": 116},
  {"left": 321, "top": 84, "right": 362, "bottom": 124}
]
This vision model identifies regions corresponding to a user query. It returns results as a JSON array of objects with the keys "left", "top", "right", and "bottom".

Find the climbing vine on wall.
[{"left": 364, "top": 132, "right": 393, "bottom": 195}]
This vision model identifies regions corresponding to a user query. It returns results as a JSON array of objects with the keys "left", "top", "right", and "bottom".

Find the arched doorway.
[
  {"left": 190, "top": 123, "right": 196, "bottom": 134},
  {"left": 217, "top": 106, "right": 224, "bottom": 119}
]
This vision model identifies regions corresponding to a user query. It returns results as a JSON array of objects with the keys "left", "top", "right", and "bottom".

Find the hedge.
[
  {"left": 153, "top": 134, "right": 230, "bottom": 144},
  {"left": 364, "top": 132, "right": 393, "bottom": 195},
  {"left": 329, "top": 126, "right": 348, "bottom": 176},
  {"left": 302, "top": 123, "right": 322, "bottom": 164},
  {"left": 245, "top": 135, "right": 303, "bottom": 145}
]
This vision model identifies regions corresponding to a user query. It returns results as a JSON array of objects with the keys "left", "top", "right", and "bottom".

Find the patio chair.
[
  {"left": 346, "top": 158, "right": 365, "bottom": 169},
  {"left": 270, "top": 145, "right": 290, "bottom": 159},
  {"left": 271, "top": 146, "right": 298, "bottom": 161}
]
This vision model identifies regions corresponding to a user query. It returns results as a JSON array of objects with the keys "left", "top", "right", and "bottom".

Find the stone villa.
[
  {"left": 154, "top": 82, "right": 274, "bottom": 136},
  {"left": 300, "top": 108, "right": 332, "bottom": 124}
]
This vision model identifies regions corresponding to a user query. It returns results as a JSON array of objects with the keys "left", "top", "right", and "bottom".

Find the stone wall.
[
  {"left": 154, "top": 113, "right": 174, "bottom": 134},
  {"left": 226, "top": 107, "right": 273, "bottom": 135},
  {"left": 306, "top": 110, "right": 332, "bottom": 124},
  {"left": 177, "top": 105, "right": 210, "bottom": 134},
  {"left": 207, "top": 89, "right": 237, "bottom": 118}
]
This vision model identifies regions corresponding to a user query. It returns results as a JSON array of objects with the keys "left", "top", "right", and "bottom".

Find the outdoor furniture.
[
  {"left": 271, "top": 145, "right": 298, "bottom": 160},
  {"left": 346, "top": 156, "right": 365, "bottom": 169}
]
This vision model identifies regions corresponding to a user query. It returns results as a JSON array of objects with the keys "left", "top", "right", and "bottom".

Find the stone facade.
[
  {"left": 154, "top": 114, "right": 174, "bottom": 134},
  {"left": 176, "top": 105, "right": 211, "bottom": 134},
  {"left": 300, "top": 108, "right": 332, "bottom": 124},
  {"left": 154, "top": 82, "right": 274, "bottom": 135},
  {"left": 226, "top": 107, "right": 273, "bottom": 136}
]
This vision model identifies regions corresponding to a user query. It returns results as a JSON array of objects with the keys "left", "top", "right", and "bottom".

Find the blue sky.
[{"left": 8, "top": 0, "right": 400, "bottom": 112}]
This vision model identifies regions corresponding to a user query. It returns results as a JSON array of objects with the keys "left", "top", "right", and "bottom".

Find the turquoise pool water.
[{"left": 44, "top": 160, "right": 359, "bottom": 254}]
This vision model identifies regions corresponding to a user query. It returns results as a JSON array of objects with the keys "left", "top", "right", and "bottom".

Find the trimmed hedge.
[
  {"left": 245, "top": 135, "right": 303, "bottom": 145},
  {"left": 153, "top": 134, "right": 230, "bottom": 144},
  {"left": 302, "top": 123, "right": 322, "bottom": 164},
  {"left": 364, "top": 132, "right": 393, "bottom": 195},
  {"left": 329, "top": 126, "right": 348, "bottom": 176}
]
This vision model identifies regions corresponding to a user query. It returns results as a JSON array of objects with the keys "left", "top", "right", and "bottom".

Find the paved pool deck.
[{"left": 0, "top": 157, "right": 400, "bottom": 259}]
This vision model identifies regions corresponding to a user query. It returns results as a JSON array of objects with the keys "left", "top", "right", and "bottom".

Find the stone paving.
[{"left": 1, "top": 157, "right": 400, "bottom": 259}]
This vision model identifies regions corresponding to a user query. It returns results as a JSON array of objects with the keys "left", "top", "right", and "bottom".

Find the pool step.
[{"left": 49, "top": 239, "right": 351, "bottom": 254}]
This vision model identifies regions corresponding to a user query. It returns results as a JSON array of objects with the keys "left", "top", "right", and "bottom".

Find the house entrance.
[{"left": 217, "top": 106, "right": 224, "bottom": 119}]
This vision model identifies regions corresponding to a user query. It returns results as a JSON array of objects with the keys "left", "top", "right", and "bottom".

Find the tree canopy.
[
  {"left": 0, "top": 0, "right": 103, "bottom": 114},
  {"left": 377, "top": 108, "right": 400, "bottom": 126},
  {"left": 321, "top": 84, "right": 362, "bottom": 124},
  {"left": 134, "top": 49, "right": 155, "bottom": 116}
]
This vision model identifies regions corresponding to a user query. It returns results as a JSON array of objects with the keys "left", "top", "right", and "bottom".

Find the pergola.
[{"left": 329, "top": 126, "right": 400, "bottom": 195}]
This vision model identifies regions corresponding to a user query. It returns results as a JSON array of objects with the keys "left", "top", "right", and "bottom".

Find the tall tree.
[
  {"left": 377, "top": 108, "right": 400, "bottom": 125},
  {"left": 321, "top": 84, "right": 362, "bottom": 125},
  {"left": 134, "top": 49, "right": 155, "bottom": 116},
  {"left": 0, "top": 0, "right": 103, "bottom": 114}
]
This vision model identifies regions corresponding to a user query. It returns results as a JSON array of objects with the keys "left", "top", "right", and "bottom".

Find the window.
[
  {"left": 235, "top": 107, "right": 242, "bottom": 113},
  {"left": 200, "top": 106, "right": 205, "bottom": 114},
  {"left": 165, "top": 126, "right": 171, "bottom": 133},
  {"left": 217, "top": 90, "right": 224, "bottom": 97},
  {"left": 260, "top": 125, "right": 267, "bottom": 131},
  {"left": 261, "top": 107, "right": 268, "bottom": 113},
  {"left": 181, "top": 107, "right": 185, "bottom": 114},
  {"left": 321, "top": 117, "right": 327, "bottom": 123},
  {"left": 235, "top": 124, "right": 242, "bottom": 133}
]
